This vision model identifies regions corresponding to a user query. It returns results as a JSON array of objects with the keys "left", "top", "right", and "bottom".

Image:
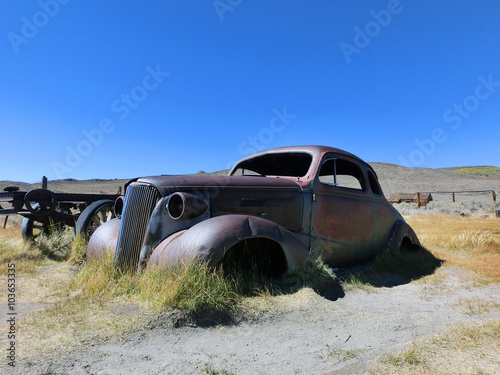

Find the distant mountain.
[{"left": 1, "top": 164, "right": 499, "bottom": 197}]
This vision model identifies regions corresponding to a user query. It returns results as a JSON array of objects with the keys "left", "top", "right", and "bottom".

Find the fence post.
[
  {"left": 417, "top": 192, "right": 421, "bottom": 208},
  {"left": 452, "top": 192, "right": 456, "bottom": 203},
  {"left": 493, "top": 191, "right": 496, "bottom": 202}
]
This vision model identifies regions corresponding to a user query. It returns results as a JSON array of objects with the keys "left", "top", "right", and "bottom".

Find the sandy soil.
[{"left": 3, "top": 267, "right": 499, "bottom": 375}]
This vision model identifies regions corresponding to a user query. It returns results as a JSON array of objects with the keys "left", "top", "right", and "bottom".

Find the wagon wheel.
[
  {"left": 24, "top": 189, "right": 58, "bottom": 216},
  {"left": 21, "top": 217, "right": 51, "bottom": 243},
  {"left": 75, "top": 199, "right": 116, "bottom": 240}
]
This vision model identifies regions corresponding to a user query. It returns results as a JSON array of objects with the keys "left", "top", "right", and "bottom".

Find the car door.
[{"left": 310, "top": 154, "right": 375, "bottom": 267}]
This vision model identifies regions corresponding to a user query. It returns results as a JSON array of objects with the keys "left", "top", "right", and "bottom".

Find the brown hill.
[{"left": 1, "top": 163, "right": 499, "bottom": 198}]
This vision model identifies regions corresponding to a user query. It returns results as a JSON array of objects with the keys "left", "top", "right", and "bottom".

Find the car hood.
[
  {"left": 136, "top": 175, "right": 304, "bottom": 196},
  {"left": 136, "top": 175, "right": 305, "bottom": 231}
]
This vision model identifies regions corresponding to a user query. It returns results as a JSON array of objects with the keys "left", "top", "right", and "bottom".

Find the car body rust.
[{"left": 87, "top": 145, "right": 421, "bottom": 275}]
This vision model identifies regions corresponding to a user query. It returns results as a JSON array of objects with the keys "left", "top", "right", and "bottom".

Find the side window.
[
  {"left": 368, "top": 170, "right": 382, "bottom": 195},
  {"left": 319, "top": 157, "right": 366, "bottom": 191}
]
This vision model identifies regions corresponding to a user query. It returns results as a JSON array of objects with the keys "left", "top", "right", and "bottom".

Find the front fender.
[
  {"left": 147, "top": 214, "right": 310, "bottom": 271},
  {"left": 86, "top": 218, "right": 121, "bottom": 261}
]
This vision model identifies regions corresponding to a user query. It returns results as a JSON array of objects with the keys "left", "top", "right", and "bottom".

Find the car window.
[
  {"left": 319, "top": 157, "right": 366, "bottom": 191},
  {"left": 367, "top": 170, "right": 382, "bottom": 195}
]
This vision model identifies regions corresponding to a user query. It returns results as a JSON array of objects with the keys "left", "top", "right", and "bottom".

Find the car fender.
[
  {"left": 86, "top": 218, "right": 121, "bottom": 261},
  {"left": 147, "top": 214, "right": 310, "bottom": 272},
  {"left": 385, "top": 220, "right": 422, "bottom": 253}
]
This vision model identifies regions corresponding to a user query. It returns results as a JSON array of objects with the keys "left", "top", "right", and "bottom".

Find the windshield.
[{"left": 230, "top": 152, "right": 313, "bottom": 177}]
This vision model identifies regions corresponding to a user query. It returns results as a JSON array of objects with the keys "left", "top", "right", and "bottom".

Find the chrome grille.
[{"left": 114, "top": 184, "right": 160, "bottom": 269}]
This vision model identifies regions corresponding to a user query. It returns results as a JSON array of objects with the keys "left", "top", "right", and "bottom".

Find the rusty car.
[{"left": 86, "top": 145, "right": 421, "bottom": 276}]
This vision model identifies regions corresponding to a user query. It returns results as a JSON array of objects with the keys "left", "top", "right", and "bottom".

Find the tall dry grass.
[
  {"left": 406, "top": 214, "right": 500, "bottom": 282},
  {"left": 70, "top": 252, "right": 243, "bottom": 313},
  {"left": 376, "top": 318, "right": 500, "bottom": 375},
  {"left": 0, "top": 219, "right": 73, "bottom": 274}
]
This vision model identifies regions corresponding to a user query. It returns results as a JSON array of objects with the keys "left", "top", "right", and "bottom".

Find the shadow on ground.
[
  {"left": 146, "top": 247, "right": 443, "bottom": 329},
  {"left": 337, "top": 246, "right": 444, "bottom": 288}
]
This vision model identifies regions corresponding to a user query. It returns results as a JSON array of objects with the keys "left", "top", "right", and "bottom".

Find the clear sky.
[{"left": 1, "top": 0, "right": 499, "bottom": 182}]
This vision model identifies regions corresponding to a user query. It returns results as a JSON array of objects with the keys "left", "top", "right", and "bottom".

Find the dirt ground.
[{"left": 0, "top": 264, "right": 498, "bottom": 375}]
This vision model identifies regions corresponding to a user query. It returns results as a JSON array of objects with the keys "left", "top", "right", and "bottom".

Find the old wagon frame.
[{"left": 0, "top": 181, "right": 120, "bottom": 241}]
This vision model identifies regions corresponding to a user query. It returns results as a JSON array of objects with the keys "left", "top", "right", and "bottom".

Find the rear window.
[
  {"left": 319, "top": 157, "right": 366, "bottom": 191},
  {"left": 368, "top": 170, "right": 382, "bottom": 195}
]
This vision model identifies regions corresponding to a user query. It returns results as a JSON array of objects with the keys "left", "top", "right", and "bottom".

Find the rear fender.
[
  {"left": 385, "top": 220, "right": 422, "bottom": 253},
  {"left": 147, "top": 214, "right": 310, "bottom": 272}
]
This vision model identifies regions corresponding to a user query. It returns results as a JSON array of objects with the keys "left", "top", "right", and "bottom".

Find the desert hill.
[{"left": 1, "top": 164, "right": 499, "bottom": 199}]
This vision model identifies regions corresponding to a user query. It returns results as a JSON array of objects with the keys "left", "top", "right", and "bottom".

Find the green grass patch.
[{"left": 453, "top": 166, "right": 500, "bottom": 176}]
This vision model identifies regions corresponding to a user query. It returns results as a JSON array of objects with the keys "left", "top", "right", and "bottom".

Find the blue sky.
[{"left": 1, "top": 0, "right": 499, "bottom": 182}]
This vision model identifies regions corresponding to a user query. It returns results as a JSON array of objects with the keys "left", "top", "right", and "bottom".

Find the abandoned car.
[{"left": 85, "top": 146, "right": 421, "bottom": 275}]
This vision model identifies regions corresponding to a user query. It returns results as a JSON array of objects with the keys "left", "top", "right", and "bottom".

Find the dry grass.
[
  {"left": 3, "top": 213, "right": 500, "bottom": 368},
  {"left": 322, "top": 347, "right": 365, "bottom": 361},
  {"left": 0, "top": 224, "right": 45, "bottom": 274},
  {"left": 12, "top": 244, "right": 335, "bottom": 360},
  {"left": 374, "top": 214, "right": 500, "bottom": 374},
  {"left": 0, "top": 219, "right": 76, "bottom": 274},
  {"left": 375, "top": 318, "right": 500, "bottom": 375},
  {"left": 459, "top": 298, "right": 500, "bottom": 316},
  {"left": 406, "top": 214, "right": 500, "bottom": 282}
]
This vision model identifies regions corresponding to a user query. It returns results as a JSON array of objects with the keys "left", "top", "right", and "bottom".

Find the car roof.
[{"left": 237, "top": 145, "right": 364, "bottom": 163}]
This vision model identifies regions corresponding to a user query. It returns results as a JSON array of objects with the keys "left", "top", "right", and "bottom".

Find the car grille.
[{"left": 114, "top": 183, "right": 160, "bottom": 269}]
